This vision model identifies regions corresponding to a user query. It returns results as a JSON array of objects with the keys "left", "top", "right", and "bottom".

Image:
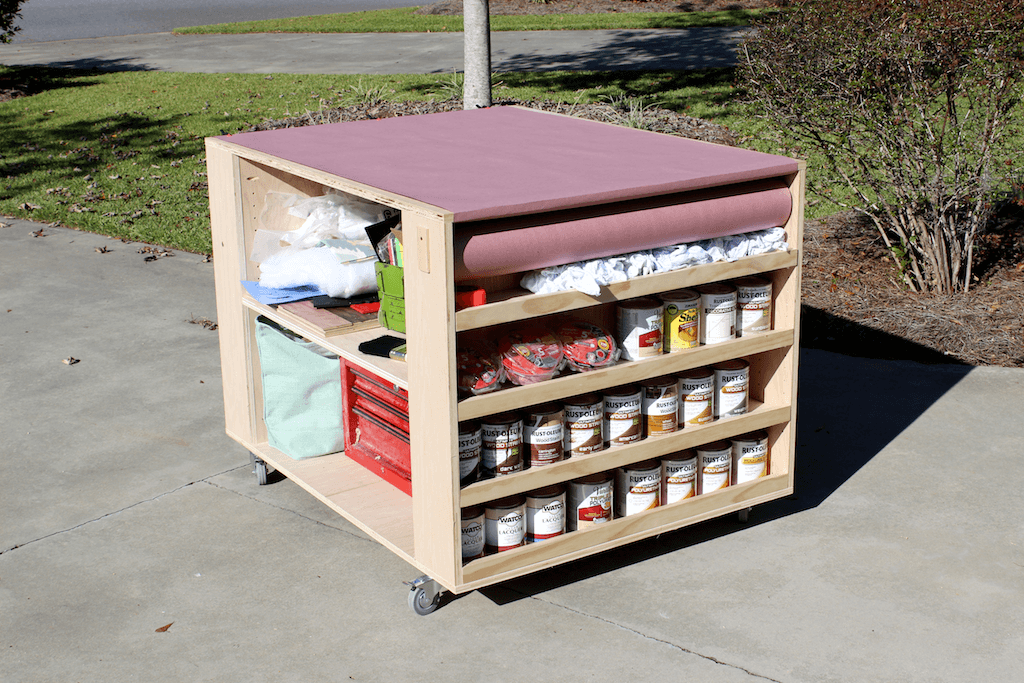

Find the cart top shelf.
[{"left": 217, "top": 106, "right": 800, "bottom": 222}]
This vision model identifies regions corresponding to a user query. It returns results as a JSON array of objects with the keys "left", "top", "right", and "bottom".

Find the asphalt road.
[{"left": 10, "top": 0, "right": 420, "bottom": 42}]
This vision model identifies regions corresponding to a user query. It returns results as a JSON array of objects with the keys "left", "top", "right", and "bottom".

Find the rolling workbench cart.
[{"left": 207, "top": 107, "right": 804, "bottom": 615}]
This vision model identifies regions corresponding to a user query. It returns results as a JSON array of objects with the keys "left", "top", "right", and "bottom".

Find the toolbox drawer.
[{"left": 341, "top": 359, "right": 412, "bottom": 495}]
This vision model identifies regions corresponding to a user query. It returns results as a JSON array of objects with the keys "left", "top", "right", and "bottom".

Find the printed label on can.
[
  {"left": 700, "top": 288, "right": 736, "bottom": 345},
  {"left": 678, "top": 372, "right": 715, "bottom": 427},
  {"left": 481, "top": 417, "right": 523, "bottom": 476},
  {"left": 736, "top": 279, "right": 772, "bottom": 337},
  {"left": 662, "top": 455, "right": 697, "bottom": 504},
  {"left": 732, "top": 435, "right": 769, "bottom": 485},
  {"left": 525, "top": 408, "right": 564, "bottom": 467},
  {"left": 642, "top": 380, "right": 678, "bottom": 437},
  {"left": 459, "top": 426, "right": 482, "bottom": 485},
  {"left": 697, "top": 446, "right": 731, "bottom": 495},
  {"left": 617, "top": 299, "right": 664, "bottom": 361},
  {"left": 485, "top": 502, "right": 526, "bottom": 552},
  {"left": 568, "top": 479, "right": 613, "bottom": 531},
  {"left": 461, "top": 512, "right": 485, "bottom": 561},
  {"left": 526, "top": 492, "right": 566, "bottom": 542},
  {"left": 714, "top": 363, "right": 749, "bottom": 419},
  {"left": 615, "top": 464, "right": 661, "bottom": 517},
  {"left": 564, "top": 396, "right": 603, "bottom": 457},
  {"left": 663, "top": 291, "right": 700, "bottom": 352},
  {"left": 603, "top": 390, "right": 642, "bottom": 447}
]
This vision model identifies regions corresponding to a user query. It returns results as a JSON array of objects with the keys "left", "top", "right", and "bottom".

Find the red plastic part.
[{"left": 341, "top": 359, "right": 412, "bottom": 496}]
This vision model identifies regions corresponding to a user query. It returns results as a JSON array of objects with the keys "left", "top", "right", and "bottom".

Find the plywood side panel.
[{"left": 403, "top": 211, "right": 460, "bottom": 587}]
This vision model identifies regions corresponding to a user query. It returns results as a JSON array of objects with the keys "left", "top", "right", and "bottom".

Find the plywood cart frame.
[{"left": 207, "top": 107, "right": 805, "bottom": 613}]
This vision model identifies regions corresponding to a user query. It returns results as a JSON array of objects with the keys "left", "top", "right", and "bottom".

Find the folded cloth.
[{"left": 242, "top": 281, "right": 326, "bottom": 305}]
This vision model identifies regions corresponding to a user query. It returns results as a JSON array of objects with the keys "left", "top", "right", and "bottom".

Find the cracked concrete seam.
[
  {"left": 527, "top": 595, "right": 787, "bottom": 683},
  {"left": 0, "top": 463, "right": 366, "bottom": 556}
]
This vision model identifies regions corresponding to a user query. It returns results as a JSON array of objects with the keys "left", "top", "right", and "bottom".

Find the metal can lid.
[
  {"left": 603, "top": 384, "right": 640, "bottom": 398},
  {"left": 574, "top": 472, "right": 612, "bottom": 485},
  {"left": 461, "top": 505, "right": 484, "bottom": 519},
  {"left": 697, "top": 439, "right": 733, "bottom": 453},
  {"left": 731, "top": 430, "right": 768, "bottom": 444},
  {"left": 488, "top": 494, "right": 525, "bottom": 510},
  {"left": 622, "top": 458, "right": 660, "bottom": 472},
  {"left": 733, "top": 275, "right": 771, "bottom": 289},
  {"left": 678, "top": 367, "right": 714, "bottom": 380},
  {"left": 618, "top": 296, "right": 664, "bottom": 311},
  {"left": 565, "top": 393, "right": 602, "bottom": 407},
  {"left": 641, "top": 375, "right": 677, "bottom": 389},
  {"left": 481, "top": 412, "right": 523, "bottom": 428},
  {"left": 525, "top": 402, "right": 564, "bottom": 419},
  {"left": 526, "top": 484, "right": 565, "bottom": 499},
  {"left": 459, "top": 421, "right": 480, "bottom": 435},
  {"left": 713, "top": 359, "right": 750, "bottom": 372},
  {"left": 662, "top": 450, "right": 697, "bottom": 464},
  {"left": 659, "top": 288, "right": 700, "bottom": 304},
  {"left": 695, "top": 282, "right": 736, "bottom": 295}
]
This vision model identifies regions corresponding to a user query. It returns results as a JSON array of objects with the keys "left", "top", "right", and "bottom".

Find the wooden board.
[{"left": 275, "top": 300, "right": 380, "bottom": 337}]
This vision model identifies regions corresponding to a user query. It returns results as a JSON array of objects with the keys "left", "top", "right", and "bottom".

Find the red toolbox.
[{"left": 340, "top": 358, "right": 412, "bottom": 495}]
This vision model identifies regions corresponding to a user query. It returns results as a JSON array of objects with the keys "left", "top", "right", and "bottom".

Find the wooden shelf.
[
  {"left": 459, "top": 400, "right": 790, "bottom": 507},
  {"left": 457, "top": 328, "right": 794, "bottom": 422},
  {"left": 242, "top": 293, "right": 408, "bottom": 389},
  {"left": 460, "top": 472, "right": 793, "bottom": 588},
  {"left": 456, "top": 249, "right": 799, "bottom": 331},
  {"left": 247, "top": 443, "right": 415, "bottom": 560}
]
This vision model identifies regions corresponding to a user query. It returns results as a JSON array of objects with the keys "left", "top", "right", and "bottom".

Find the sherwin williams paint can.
[
  {"left": 677, "top": 367, "right": 715, "bottom": 427},
  {"left": 713, "top": 359, "right": 749, "bottom": 419},
  {"left": 564, "top": 393, "right": 604, "bottom": 457},
  {"left": 697, "top": 441, "right": 732, "bottom": 495},
  {"left": 615, "top": 459, "right": 662, "bottom": 517},
  {"left": 696, "top": 283, "right": 736, "bottom": 345},
  {"left": 567, "top": 473, "right": 613, "bottom": 531},
  {"left": 731, "top": 430, "right": 769, "bottom": 485},
  {"left": 461, "top": 505, "right": 485, "bottom": 562},
  {"left": 661, "top": 452, "right": 698, "bottom": 504},
  {"left": 641, "top": 376, "right": 678, "bottom": 437},
  {"left": 524, "top": 403, "right": 564, "bottom": 467},
  {"left": 603, "top": 385, "right": 642, "bottom": 448},
  {"left": 617, "top": 297, "right": 664, "bottom": 361},
  {"left": 458, "top": 422, "right": 481, "bottom": 487},
  {"left": 484, "top": 495, "right": 526, "bottom": 553},
  {"left": 525, "top": 485, "right": 566, "bottom": 543},
  {"left": 480, "top": 413, "right": 524, "bottom": 477},
  {"left": 660, "top": 288, "right": 700, "bottom": 352},
  {"left": 734, "top": 276, "right": 773, "bottom": 337}
]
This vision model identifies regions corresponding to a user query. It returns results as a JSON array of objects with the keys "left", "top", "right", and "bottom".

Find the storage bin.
[{"left": 254, "top": 317, "right": 345, "bottom": 459}]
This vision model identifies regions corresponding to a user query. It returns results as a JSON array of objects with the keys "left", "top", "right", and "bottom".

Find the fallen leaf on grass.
[
  {"left": 62, "top": 357, "right": 80, "bottom": 365},
  {"left": 20, "top": 203, "right": 41, "bottom": 211},
  {"left": 155, "top": 622, "right": 173, "bottom": 633}
]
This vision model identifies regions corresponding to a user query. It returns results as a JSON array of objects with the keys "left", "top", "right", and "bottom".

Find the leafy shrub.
[
  {"left": 741, "top": 0, "right": 1024, "bottom": 292},
  {"left": 1, "top": 0, "right": 25, "bottom": 43}
]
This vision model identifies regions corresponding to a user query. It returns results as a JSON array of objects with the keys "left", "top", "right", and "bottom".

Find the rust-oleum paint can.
[
  {"left": 731, "top": 430, "right": 769, "bottom": 485},
  {"left": 484, "top": 495, "right": 526, "bottom": 553},
  {"left": 480, "top": 412, "right": 523, "bottom": 477},
  {"left": 696, "top": 283, "right": 736, "bottom": 345},
  {"left": 661, "top": 451, "right": 697, "bottom": 504},
  {"left": 458, "top": 422, "right": 481, "bottom": 487},
  {"left": 735, "top": 276, "right": 772, "bottom": 337},
  {"left": 603, "top": 385, "right": 642, "bottom": 448},
  {"left": 713, "top": 359, "right": 749, "bottom": 419},
  {"left": 641, "top": 376, "right": 678, "bottom": 437},
  {"left": 615, "top": 459, "right": 661, "bottom": 517},
  {"left": 564, "top": 393, "right": 603, "bottom": 457},
  {"left": 677, "top": 367, "right": 715, "bottom": 427},
  {"left": 525, "top": 485, "right": 566, "bottom": 543},
  {"left": 567, "top": 473, "right": 613, "bottom": 531},
  {"left": 461, "top": 505, "right": 485, "bottom": 562},
  {"left": 524, "top": 403, "right": 564, "bottom": 467},
  {"left": 697, "top": 441, "right": 732, "bottom": 495}
]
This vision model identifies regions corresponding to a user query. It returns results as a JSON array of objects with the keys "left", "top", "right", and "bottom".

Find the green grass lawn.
[
  {"left": 0, "top": 67, "right": 764, "bottom": 254},
  {"left": 173, "top": 7, "right": 766, "bottom": 34}
]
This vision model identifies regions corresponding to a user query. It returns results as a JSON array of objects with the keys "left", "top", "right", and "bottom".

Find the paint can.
[
  {"left": 697, "top": 441, "right": 732, "bottom": 495},
  {"left": 524, "top": 403, "right": 565, "bottom": 467},
  {"left": 661, "top": 451, "right": 697, "bottom": 504},
  {"left": 660, "top": 288, "right": 700, "bottom": 352},
  {"left": 525, "top": 485, "right": 566, "bottom": 543},
  {"left": 641, "top": 376, "right": 678, "bottom": 437},
  {"left": 603, "top": 385, "right": 642, "bottom": 448},
  {"left": 696, "top": 283, "right": 736, "bottom": 345},
  {"left": 617, "top": 297, "right": 664, "bottom": 361},
  {"left": 458, "top": 422, "right": 481, "bottom": 487},
  {"left": 615, "top": 459, "right": 662, "bottom": 517},
  {"left": 567, "top": 473, "right": 613, "bottom": 531},
  {"left": 484, "top": 495, "right": 526, "bottom": 553},
  {"left": 461, "top": 505, "right": 485, "bottom": 562},
  {"left": 480, "top": 412, "right": 524, "bottom": 477},
  {"left": 564, "top": 393, "right": 604, "bottom": 457},
  {"left": 713, "top": 359, "right": 749, "bottom": 419},
  {"left": 677, "top": 367, "right": 715, "bottom": 427},
  {"left": 731, "top": 430, "right": 769, "bottom": 485},
  {"left": 734, "top": 276, "right": 772, "bottom": 337}
]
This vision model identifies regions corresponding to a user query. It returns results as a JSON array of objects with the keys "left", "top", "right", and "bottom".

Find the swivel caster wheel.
[
  {"left": 249, "top": 452, "right": 269, "bottom": 486},
  {"left": 406, "top": 575, "right": 442, "bottom": 615}
]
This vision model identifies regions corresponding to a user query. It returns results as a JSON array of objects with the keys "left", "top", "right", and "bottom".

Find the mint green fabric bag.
[{"left": 255, "top": 317, "right": 344, "bottom": 459}]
